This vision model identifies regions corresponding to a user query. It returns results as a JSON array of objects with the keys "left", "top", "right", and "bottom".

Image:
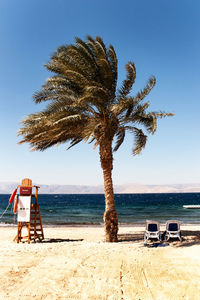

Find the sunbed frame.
[
  {"left": 165, "top": 220, "right": 182, "bottom": 241},
  {"left": 144, "top": 220, "right": 161, "bottom": 242}
]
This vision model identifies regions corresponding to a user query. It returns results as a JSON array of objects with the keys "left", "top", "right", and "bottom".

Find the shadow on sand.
[
  {"left": 42, "top": 238, "right": 84, "bottom": 243},
  {"left": 174, "top": 230, "right": 200, "bottom": 247},
  {"left": 118, "top": 230, "right": 200, "bottom": 247},
  {"left": 118, "top": 233, "right": 144, "bottom": 243}
]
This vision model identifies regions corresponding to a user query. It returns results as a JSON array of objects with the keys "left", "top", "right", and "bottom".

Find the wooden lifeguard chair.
[{"left": 14, "top": 178, "right": 44, "bottom": 243}]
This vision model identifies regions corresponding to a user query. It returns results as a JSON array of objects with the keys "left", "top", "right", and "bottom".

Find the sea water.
[{"left": 0, "top": 193, "right": 200, "bottom": 226}]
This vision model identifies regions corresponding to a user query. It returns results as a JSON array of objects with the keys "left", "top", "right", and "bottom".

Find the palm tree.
[{"left": 18, "top": 36, "right": 173, "bottom": 242}]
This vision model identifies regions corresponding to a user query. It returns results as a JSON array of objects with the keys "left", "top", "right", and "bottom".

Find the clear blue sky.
[{"left": 0, "top": 0, "right": 199, "bottom": 186}]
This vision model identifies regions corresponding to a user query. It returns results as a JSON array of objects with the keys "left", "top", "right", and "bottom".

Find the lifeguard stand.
[{"left": 15, "top": 178, "right": 44, "bottom": 243}]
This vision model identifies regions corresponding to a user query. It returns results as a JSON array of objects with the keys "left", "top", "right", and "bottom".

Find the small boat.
[{"left": 183, "top": 205, "right": 200, "bottom": 209}]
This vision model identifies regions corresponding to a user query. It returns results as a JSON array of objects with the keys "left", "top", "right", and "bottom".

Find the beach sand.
[{"left": 0, "top": 224, "right": 200, "bottom": 299}]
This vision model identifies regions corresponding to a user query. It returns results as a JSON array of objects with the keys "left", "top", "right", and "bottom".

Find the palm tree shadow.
[
  {"left": 118, "top": 233, "right": 144, "bottom": 243},
  {"left": 42, "top": 238, "right": 84, "bottom": 243}
]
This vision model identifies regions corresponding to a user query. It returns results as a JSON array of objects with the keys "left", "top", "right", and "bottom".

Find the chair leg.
[
  {"left": 178, "top": 234, "right": 182, "bottom": 242},
  {"left": 144, "top": 233, "right": 147, "bottom": 242},
  {"left": 144, "top": 233, "right": 149, "bottom": 242}
]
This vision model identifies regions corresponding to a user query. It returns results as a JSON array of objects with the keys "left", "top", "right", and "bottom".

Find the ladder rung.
[
  {"left": 30, "top": 228, "right": 41, "bottom": 230},
  {"left": 30, "top": 233, "right": 43, "bottom": 236},
  {"left": 30, "top": 227, "right": 42, "bottom": 230}
]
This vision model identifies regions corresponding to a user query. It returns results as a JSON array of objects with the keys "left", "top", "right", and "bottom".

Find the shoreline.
[
  {"left": 0, "top": 222, "right": 200, "bottom": 227},
  {"left": 0, "top": 222, "right": 199, "bottom": 230}
]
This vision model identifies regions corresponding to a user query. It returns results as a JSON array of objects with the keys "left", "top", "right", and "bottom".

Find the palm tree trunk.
[{"left": 100, "top": 141, "right": 118, "bottom": 242}]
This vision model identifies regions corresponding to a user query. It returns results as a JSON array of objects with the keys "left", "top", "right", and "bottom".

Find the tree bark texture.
[{"left": 100, "top": 141, "right": 118, "bottom": 242}]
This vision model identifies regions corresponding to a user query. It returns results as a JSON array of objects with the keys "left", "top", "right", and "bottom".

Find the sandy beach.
[{"left": 0, "top": 224, "right": 200, "bottom": 300}]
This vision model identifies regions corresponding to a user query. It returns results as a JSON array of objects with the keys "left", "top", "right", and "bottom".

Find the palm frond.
[
  {"left": 33, "top": 89, "right": 77, "bottom": 104},
  {"left": 132, "top": 127, "right": 147, "bottom": 155},
  {"left": 111, "top": 97, "right": 138, "bottom": 117},
  {"left": 75, "top": 37, "right": 97, "bottom": 63},
  {"left": 53, "top": 114, "right": 82, "bottom": 125},
  {"left": 45, "top": 58, "right": 90, "bottom": 86},
  {"left": 132, "top": 114, "right": 157, "bottom": 134},
  {"left": 117, "top": 62, "right": 136, "bottom": 99},
  {"left": 67, "top": 137, "right": 83, "bottom": 150},
  {"left": 87, "top": 35, "right": 107, "bottom": 60},
  {"left": 135, "top": 76, "right": 156, "bottom": 102},
  {"left": 113, "top": 128, "right": 125, "bottom": 152},
  {"left": 108, "top": 45, "right": 118, "bottom": 83},
  {"left": 150, "top": 111, "right": 174, "bottom": 118}
]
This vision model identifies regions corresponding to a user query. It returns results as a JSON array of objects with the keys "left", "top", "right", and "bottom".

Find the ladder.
[
  {"left": 29, "top": 203, "right": 44, "bottom": 242},
  {"left": 16, "top": 202, "right": 44, "bottom": 243}
]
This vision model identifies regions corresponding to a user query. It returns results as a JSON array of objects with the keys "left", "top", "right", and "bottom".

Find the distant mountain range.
[{"left": 0, "top": 182, "right": 200, "bottom": 194}]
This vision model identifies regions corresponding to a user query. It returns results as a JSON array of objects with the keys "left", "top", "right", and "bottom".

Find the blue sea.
[{"left": 0, "top": 193, "right": 200, "bottom": 226}]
